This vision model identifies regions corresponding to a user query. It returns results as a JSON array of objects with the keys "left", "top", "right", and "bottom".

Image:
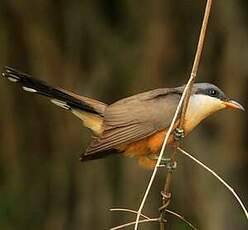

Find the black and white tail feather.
[
  {"left": 2, "top": 67, "right": 106, "bottom": 115},
  {"left": 2, "top": 67, "right": 109, "bottom": 161}
]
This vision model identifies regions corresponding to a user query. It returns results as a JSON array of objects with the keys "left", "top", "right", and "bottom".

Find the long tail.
[{"left": 2, "top": 67, "right": 107, "bottom": 135}]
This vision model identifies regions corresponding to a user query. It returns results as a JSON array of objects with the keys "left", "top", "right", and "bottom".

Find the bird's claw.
[
  {"left": 149, "top": 155, "right": 177, "bottom": 170},
  {"left": 158, "top": 158, "right": 177, "bottom": 170},
  {"left": 174, "top": 128, "right": 185, "bottom": 141},
  {"left": 166, "top": 160, "right": 177, "bottom": 170}
]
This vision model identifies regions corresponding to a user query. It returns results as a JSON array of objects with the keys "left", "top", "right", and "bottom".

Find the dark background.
[{"left": 0, "top": 0, "right": 247, "bottom": 229}]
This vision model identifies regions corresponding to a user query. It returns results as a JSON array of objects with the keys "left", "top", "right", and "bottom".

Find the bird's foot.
[
  {"left": 148, "top": 155, "right": 177, "bottom": 170},
  {"left": 174, "top": 128, "right": 185, "bottom": 141},
  {"left": 157, "top": 158, "right": 177, "bottom": 170},
  {"left": 156, "top": 157, "right": 170, "bottom": 167}
]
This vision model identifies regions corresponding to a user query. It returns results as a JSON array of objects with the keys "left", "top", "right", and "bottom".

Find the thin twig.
[
  {"left": 111, "top": 218, "right": 159, "bottom": 230},
  {"left": 134, "top": 1, "right": 214, "bottom": 229},
  {"left": 110, "top": 208, "right": 151, "bottom": 220},
  {"left": 178, "top": 147, "right": 248, "bottom": 221},
  {"left": 165, "top": 209, "right": 198, "bottom": 230},
  {"left": 111, "top": 207, "right": 198, "bottom": 229},
  {"left": 160, "top": 1, "right": 213, "bottom": 228},
  {"left": 179, "top": 0, "right": 213, "bottom": 128},
  {"left": 134, "top": 77, "right": 192, "bottom": 230}
]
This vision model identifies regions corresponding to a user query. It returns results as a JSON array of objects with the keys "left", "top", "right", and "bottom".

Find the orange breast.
[
  {"left": 123, "top": 129, "right": 175, "bottom": 155},
  {"left": 120, "top": 129, "right": 175, "bottom": 169}
]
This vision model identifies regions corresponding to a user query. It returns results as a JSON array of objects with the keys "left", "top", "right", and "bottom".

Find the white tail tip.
[
  {"left": 22, "top": 86, "right": 37, "bottom": 93},
  {"left": 50, "top": 99, "right": 70, "bottom": 109}
]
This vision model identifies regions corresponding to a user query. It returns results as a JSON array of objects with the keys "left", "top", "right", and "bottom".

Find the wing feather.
[
  {"left": 83, "top": 90, "right": 181, "bottom": 157},
  {"left": 85, "top": 123, "right": 155, "bottom": 154}
]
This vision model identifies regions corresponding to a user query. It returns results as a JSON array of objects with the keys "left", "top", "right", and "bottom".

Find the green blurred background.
[{"left": 0, "top": 0, "right": 247, "bottom": 229}]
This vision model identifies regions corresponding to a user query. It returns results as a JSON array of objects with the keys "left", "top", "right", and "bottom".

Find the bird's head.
[
  {"left": 178, "top": 83, "right": 244, "bottom": 133},
  {"left": 193, "top": 83, "right": 244, "bottom": 112}
]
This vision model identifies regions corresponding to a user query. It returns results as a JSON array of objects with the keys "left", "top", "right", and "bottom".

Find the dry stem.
[
  {"left": 110, "top": 208, "right": 150, "bottom": 220},
  {"left": 133, "top": 78, "right": 192, "bottom": 230},
  {"left": 112, "top": 1, "right": 247, "bottom": 228},
  {"left": 111, "top": 208, "right": 197, "bottom": 230},
  {"left": 178, "top": 147, "right": 248, "bottom": 220},
  {"left": 111, "top": 218, "right": 159, "bottom": 230},
  {"left": 159, "top": 0, "right": 213, "bottom": 228}
]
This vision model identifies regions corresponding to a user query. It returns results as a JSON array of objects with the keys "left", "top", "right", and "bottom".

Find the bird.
[{"left": 2, "top": 67, "right": 244, "bottom": 169}]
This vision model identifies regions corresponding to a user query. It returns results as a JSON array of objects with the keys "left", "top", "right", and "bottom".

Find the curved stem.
[{"left": 178, "top": 147, "right": 248, "bottom": 221}]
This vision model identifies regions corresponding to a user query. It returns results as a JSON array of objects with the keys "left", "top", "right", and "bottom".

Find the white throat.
[{"left": 184, "top": 94, "right": 225, "bottom": 134}]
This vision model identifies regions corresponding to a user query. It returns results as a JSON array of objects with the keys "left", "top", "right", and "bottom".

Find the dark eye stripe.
[{"left": 194, "top": 84, "right": 228, "bottom": 101}]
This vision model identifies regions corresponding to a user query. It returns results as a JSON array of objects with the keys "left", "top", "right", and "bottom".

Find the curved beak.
[{"left": 223, "top": 99, "right": 245, "bottom": 111}]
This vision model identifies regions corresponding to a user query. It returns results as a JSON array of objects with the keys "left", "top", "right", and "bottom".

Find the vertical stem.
[
  {"left": 159, "top": 0, "right": 213, "bottom": 229},
  {"left": 179, "top": 0, "right": 213, "bottom": 129},
  {"left": 135, "top": 1, "right": 213, "bottom": 229}
]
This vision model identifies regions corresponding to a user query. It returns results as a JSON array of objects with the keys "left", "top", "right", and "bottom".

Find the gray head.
[
  {"left": 193, "top": 83, "right": 244, "bottom": 110},
  {"left": 193, "top": 83, "right": 228, "bottom": 101},
  {"left": 176, "top": 83, "right": 244, "bottom": 111},
  {"left": 172, "top": 82, "right": 245, "bottom": 134}
]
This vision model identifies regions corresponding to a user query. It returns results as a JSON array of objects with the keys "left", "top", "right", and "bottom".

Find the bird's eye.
[{"left": 208, "top": 88, "right": 218, "bottom": 97}]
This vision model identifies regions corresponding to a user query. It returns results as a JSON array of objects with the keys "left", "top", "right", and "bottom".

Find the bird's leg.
[
  {"left": 149, "top": 155, "right": 177, "bottom": 170},
  {"left": 148, "top": 155, "right": 169, "bottom": 163},
  {"left": 160, "top": 159, "right": 177, "bottom": 171},
  {"left": 174, "top": 127, "right": 185, "bottom": 141},
  {"left": 158, "top": 158, "right": 171, "bottom": 168}
]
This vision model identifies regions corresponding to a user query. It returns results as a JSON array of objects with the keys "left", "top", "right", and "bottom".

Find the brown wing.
[{"left": 84, "top": 89, "right": 181, "bottom": 156}]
